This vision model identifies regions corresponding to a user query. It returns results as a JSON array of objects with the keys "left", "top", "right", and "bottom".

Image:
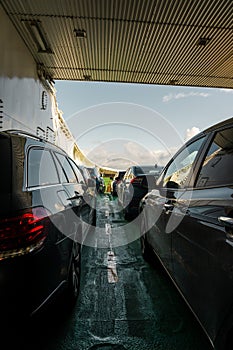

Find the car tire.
[
  {"left": 124, "top": 209, "right": 130, "bottom": 221},
  {"left": 140, "top": 213, "right": 154, "bottom": 262},
  {"left": 140, "top": 234, "right": 152, "bottom": 260},
  {"left": 67, "top": 244, "right": 81, "bottom": 305},
  {"left": 92, "top": 208, "right": 97, "bottom": 226}
]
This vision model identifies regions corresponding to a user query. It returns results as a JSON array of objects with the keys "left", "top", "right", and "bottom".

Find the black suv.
[
  {"left": 0, "top": 130, "right": 94, "bottom": 320},
  {"left": 140, "top": 118, "right": 233, "bottom": 350}
]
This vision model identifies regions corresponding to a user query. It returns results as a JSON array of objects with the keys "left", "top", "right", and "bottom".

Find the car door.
[
  {"left": 69, "top": 159, "right": 94, "bottom": 225},
  {"left": 146, "top": 135, "right": 208, "bottom": 274},
  {"left": 26, "top": 146, "right": 71, "bottom": 305},
  {"left": 171, "top": 125, "right": 233, "bottom": 343},
  {"left": 53, "top": 152, "right": 84, "bottom": 241}
]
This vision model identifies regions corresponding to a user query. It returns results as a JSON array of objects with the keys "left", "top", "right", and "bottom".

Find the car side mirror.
[
  {"left": 166, "top": 181, "right": 179, "bottom": 189},
  {"left": 165, "top": 181, "right": 179, "bottom": 199},
  {"left": 157, "top": 180, "right": 179, "bottom": 197}
]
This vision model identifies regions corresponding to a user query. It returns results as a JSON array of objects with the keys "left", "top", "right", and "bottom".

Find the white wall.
[
  {"left": 0, "top": 4, "right": 94, "bottom": 165},
  {"left": 0, "top": 5, "right": 55, "bottom": 138}
]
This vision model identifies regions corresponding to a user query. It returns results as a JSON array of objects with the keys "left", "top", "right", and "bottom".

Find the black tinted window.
[
  {"left": 196, "top": 127, "right": 233, "bottom": 188},
  {"left": 53, "top": 153, "right": 68, "bottom": 183},
  {"left": 28, "top": 148, "right": 59, "bottom": 187},
  {"left": 69, "top": 159, "right": 85, "bottom": 183},
  {"left": 55, "top": 153, "right": 77, "bottom": 183},
  {"left": 162, "top": 137, "right": 206, "bottom": 188}
]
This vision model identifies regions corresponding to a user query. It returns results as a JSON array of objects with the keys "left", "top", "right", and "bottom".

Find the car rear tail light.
[
  {"left": 0, "top": 207, "right": 50, "bottom": 260},
  {"left": 130, "top": 177, "right": 143, "bottom": 185}
]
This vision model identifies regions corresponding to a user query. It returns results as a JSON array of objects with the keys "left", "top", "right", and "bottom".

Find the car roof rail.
[
  {"left": 5, "top": 129, "right": 68, "bottom": 155},
  {"left": 6, "top": 129, "right": 46, "bottom": 141}
]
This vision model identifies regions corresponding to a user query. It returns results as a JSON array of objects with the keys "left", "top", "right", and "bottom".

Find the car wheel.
[
  {"left": 124, "top": 209, "right": 130, "bottom": 221},
  {"left": 140, "top": 214, "right": 153, "bottom": 262},
  {"left": 124, "top": 204, "right": 134, "bottom": 221},
  {"left": 141, "top": 234, "right": 151, "bottom": 260},
  {"left": 67, "top": 244, "right": 81, "bottom": 304},
  {"left": 92, "top": 208, "right": 96, "bottom": 226}
]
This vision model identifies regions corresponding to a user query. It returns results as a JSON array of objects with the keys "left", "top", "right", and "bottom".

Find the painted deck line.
[
  {"left": 107, "top": 250, "right": 118, "bottom": 283},
  {"left": 105, "top": 223, "right": 112, "bottom": 235}
]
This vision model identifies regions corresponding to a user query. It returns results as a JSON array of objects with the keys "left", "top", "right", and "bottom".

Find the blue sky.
[{"left": 55, "top": 81, "right": 233, "bottom": 169}]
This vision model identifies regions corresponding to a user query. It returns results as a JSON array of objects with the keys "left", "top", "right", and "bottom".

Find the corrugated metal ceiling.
[{"left": 1, "top": 0, "right": 233, "bottom": 88}]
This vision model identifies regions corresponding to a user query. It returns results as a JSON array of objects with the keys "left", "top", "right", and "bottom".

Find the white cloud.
[
  {"left": 185, "top": 127, "right": 200, "bottom": 141},
  {"left": 220, "top": 88, "right": 233, "bottom": 94},
  {"left": 163, "top": 93, "right": 173, "bottom": 102},
  {"left": 82, "top": 141, "right": 178, "bottom": 169},
  {"left": 163, "top": 91, "right": 210, "bottom": 102}
]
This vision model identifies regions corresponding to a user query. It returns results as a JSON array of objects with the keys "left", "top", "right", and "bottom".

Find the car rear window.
[
  {"left": 54, "top": 153, "right": 77, "bottom": 183},
  {"left": 0, "top": 134, "right": 12, "bottom": 194},
  {"left": 68, "top": 159, "right": 85, "bottom": 184},
  {"left": 28, "top": 148, "right": 59, "bottom": 187}
]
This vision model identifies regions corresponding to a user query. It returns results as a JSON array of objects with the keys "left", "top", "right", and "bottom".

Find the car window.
[
  {"left": 129, "top": 169, "right": 134, "bottom": 180},
  {"left": 52, "top": 153, "right": 68, "bottom": 183},
  {"left": 82, "top": 167, "right": 91, "bottom": 182},
  {"left": 123, "top": 169, "right": 129, "bottom": 180},
  {"left": 68, "top": 159, "right": 85, "bottom": 184},
  {"left": 54, "top": 153, "right": 77, "bottom": 183},
  {"left": 28, "top": 148, "right": 59, "bottom": 187},
  {"left": 196, "top": 127, "right": 233, "bottom": 188},
  {"left": 162, "top": 136, "right": 206, "bottom": 188}
]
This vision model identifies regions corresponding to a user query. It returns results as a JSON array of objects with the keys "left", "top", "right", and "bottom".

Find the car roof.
[
  {"left": 2, "top": 130, "right": 68, "bottom": 155},
  {"left": 132, "top": 165, "right": 159, "bottom": 175},
  {"left": 204, "top": 117, "right": 233, "bottom": 134},
  {"left": 183, "top": 117, "right": 233, "bottom": 147}
]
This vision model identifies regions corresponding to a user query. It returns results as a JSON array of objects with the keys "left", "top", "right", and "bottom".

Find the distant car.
[
  {"left": 0, "top": 130, "right": 92, "bottom": 321},
  {"left": 116, "top": 170, "right": 126, "bottom": 180},
  {"left": 78, "top": 165, "right": 96, "bottom": 223},
  {"left": 140, "top": 117, "right": 233, "bottom": 350},
  {"left": 118, "top": 165, "right": 162, "bottom": 220},
  {"left": 111, "top": 176, "right": 120, "bottom": 197}
]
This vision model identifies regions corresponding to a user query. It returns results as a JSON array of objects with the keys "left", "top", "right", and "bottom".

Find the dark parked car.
[
  {"left": 140, "top": 118, "right": 233, "bottom": 350},
  {"left": 78, "top": 164, "right": 97, "bottom": 222},
  {"left": 116, "top": 170, "right": 126, "bottom": 181},
  {"left": 0, "top": 130, "right": 93, "bottom": 321},
  {"left": 118, "top": 165, "right": 162, "bottom": 220}
]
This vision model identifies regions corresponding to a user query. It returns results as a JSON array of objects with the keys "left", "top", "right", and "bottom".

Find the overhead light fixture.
[
  {"left": 197, "top": 37, "right": 211, "bottom": 47},
  {"left": 169, "top": 79, "right": 179, "bottom": 85},
  {"left": 74, "top": 28, "right": 87, "bottom": 38},
  {"left": 22, "top": 19, "right": 53, "bottom": 53},
  {"left": 83, "top": 74, "right": 91, "bottom": 81}
]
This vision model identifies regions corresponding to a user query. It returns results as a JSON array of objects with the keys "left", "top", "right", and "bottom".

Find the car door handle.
[
  {"left": 218, "top": 216, "right": 233, "bottom": 228},
  {"left": 218, "top": 216, "right": 233, "bottom": 240},
  {"left": 67, "top": 191, "right": 82, "bottom": 200}
]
